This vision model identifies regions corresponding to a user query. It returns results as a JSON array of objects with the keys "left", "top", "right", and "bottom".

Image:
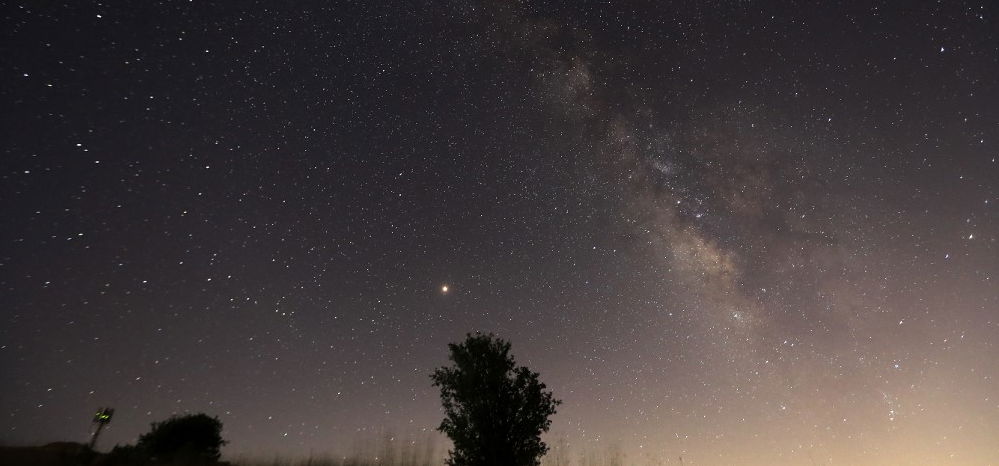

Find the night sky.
[{"left": 2, "top": 1, "right": 997, "bottom": 465}]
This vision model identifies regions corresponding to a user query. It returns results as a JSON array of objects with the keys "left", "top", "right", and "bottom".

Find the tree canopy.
[
  {"left": 431, "top": 333, "right": 561, "bottom": 466},
  {"left": 136, "top": 413, "right": 226, "bottom": 464}
]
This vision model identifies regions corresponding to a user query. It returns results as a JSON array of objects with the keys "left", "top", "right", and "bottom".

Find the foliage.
[
  {"left": 136, "top": 413, "right": 227, "bottom": 464},
  {"left": 431, "top": 333, "right": 561, "bottom": 466}
]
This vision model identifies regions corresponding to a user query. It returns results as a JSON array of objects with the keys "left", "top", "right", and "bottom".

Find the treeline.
[{"left": 10, "top": 333, "right": 654, "bottom": 466}]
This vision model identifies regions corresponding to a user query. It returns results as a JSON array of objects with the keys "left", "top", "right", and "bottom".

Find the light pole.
[{"left": 88, "top": 407, "right": 114, "bottom": 450}]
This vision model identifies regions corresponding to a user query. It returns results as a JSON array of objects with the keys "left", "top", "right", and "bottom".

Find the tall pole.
[
  {"left": 88, "top": 423, "right": 105, "bottom": 449},
  {"left": 89, "top": 408, "right": 114, "bottom": 450}
]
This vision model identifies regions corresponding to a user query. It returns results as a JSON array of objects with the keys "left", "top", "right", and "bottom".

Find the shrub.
[{"left": 137, "top": 413, "right": 227, "bottom": 464}]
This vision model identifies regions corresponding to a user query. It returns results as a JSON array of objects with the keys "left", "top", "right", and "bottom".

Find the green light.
[{"left": 94, "top": 410, "right": 112, "bottom": 422}]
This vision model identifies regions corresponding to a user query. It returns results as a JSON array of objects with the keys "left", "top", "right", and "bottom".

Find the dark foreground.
[{"left": 0, "top": 443, "right": 230, "bottom": 466}]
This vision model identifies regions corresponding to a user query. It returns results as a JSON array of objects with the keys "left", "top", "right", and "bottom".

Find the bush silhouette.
[
  {"left": 431, "top": 333, "right": 561, "bottom": 466},
  {"left": 136, "top": 413, "right": 226, "bottom": 464}
]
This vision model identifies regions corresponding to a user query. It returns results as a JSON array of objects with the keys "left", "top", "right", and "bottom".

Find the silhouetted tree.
[
  {"left": 136, "top": 413, "right": 226, "bottom": 464},
  {"left": 431, "top": 333, "right": 561, "bottom": 466}
]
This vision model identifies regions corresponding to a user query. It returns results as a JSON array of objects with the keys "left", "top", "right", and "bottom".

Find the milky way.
[{"left": 2, "top": 2, "right": 996, "bottom": 465}]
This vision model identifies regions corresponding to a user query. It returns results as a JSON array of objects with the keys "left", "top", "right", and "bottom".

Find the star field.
[{"left": 1, "top": 1, "right": 997, "bottom": 465}]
